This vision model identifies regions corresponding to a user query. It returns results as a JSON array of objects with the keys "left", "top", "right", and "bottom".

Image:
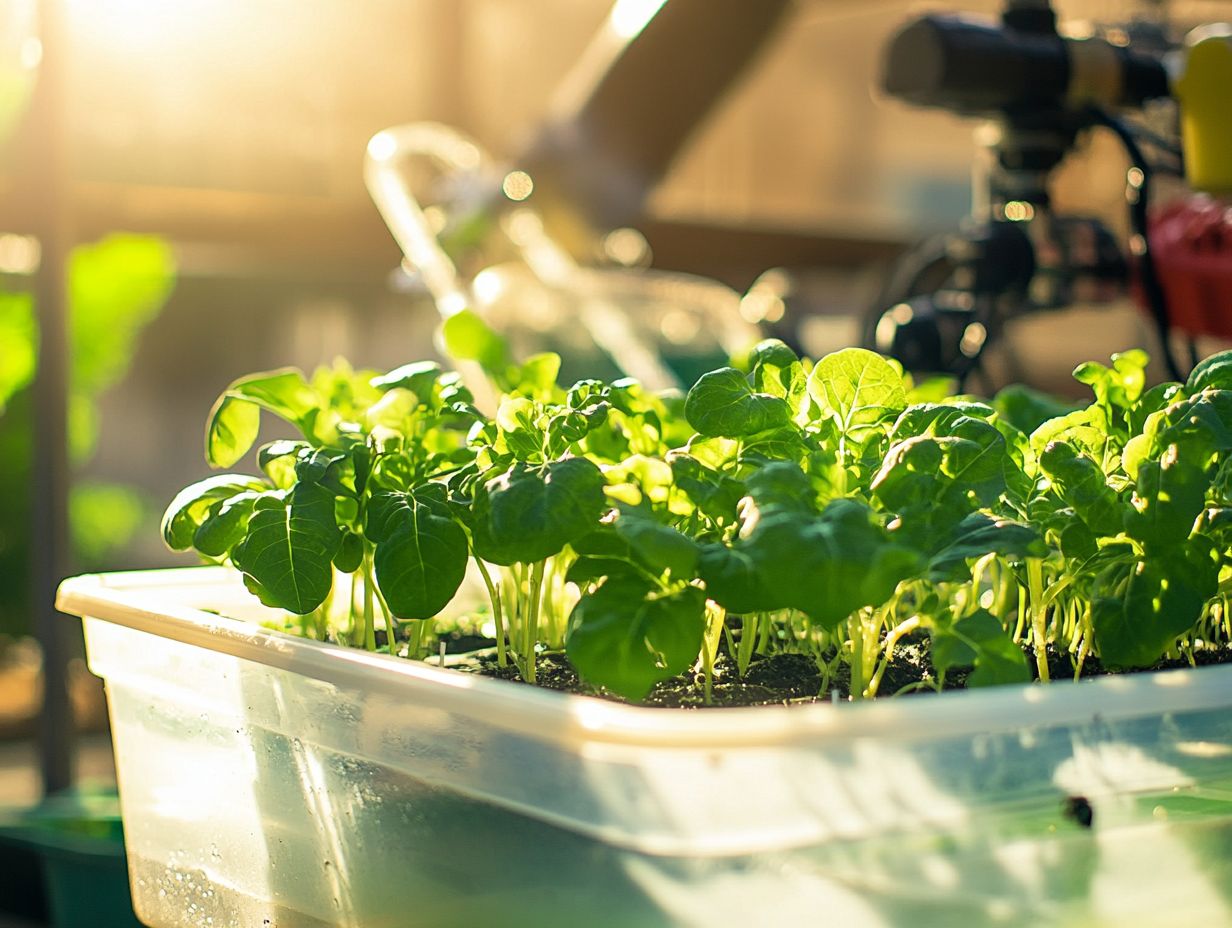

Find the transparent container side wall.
[{"left": 82, "top": 606, "right": 1232, "bottom": 928}]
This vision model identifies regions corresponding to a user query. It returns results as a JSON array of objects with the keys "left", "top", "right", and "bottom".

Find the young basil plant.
[{"left": 164, "top": 346, "right": 1232, "bottom": 703}]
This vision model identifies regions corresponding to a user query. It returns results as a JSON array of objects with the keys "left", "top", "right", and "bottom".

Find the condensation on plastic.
[{"left": 58, "top": 568, "right": 1232, "bottom": 928}]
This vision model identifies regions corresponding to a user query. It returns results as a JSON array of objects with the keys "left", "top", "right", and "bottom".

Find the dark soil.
[{"left": 458, "top": 635, "right": 1232, "bottom": 708}]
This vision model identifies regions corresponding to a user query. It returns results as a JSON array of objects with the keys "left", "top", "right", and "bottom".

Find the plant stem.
[
  {"left": 1013, "top": 584, "right": 1027, "bottom": 641},
  {"left": 475, "top": 558, "right": 506, "bottom": 668},
  {"left": 867, "top": 616, "right": 921, "bottom": 698},
  {"left": 371, "top": 583, "right": 398, "bottom": 653},
  {"left": 736, "top": 614, "right": 759, "bottom": 678},
  {"left": 757, "top": 612, "right": 775, "bottom": 654},
  {"left": 1026, "top": 558, "right": 1049, "bottom": 682},
  {"left": 361, "top": 554, "right": 377, "bottom": 652},
  {"left": 701, "top": 604, "right": 726, "bottom": 706},
  {"left": 849, "top": 614, "right": 864, "bottom": 699},
  {"left": 511, "top": 562, "right": 527, "bottom": 677},
  {"left": 523, "top": 560, "right": 545, "bottom": 685},
  {"left": 1074, "top": 604, "right": 1093, "bottom": 681},
  {"left": 406, "top": 619, "right": 423, "bottom": 661}
]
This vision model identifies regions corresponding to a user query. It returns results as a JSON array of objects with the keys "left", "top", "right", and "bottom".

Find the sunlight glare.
[{"left": 609, "top": 0, "right": 668, "bottom": 39}]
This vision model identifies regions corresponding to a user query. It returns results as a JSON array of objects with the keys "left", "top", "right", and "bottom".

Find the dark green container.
[{"left": 0, "top": 788, "right": 142, "bottom": 928}]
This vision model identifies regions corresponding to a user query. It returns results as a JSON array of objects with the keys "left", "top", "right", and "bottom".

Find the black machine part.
[
  {"left": 880, "top": 10, "right": 1170, "bottom": 116},
  {"left": 870, "top": 0, "right": 1185, "bottom": 385}
]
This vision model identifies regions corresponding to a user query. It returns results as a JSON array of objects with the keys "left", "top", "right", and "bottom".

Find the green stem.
[
  {"left": 867, "top": 616, "right": 921, "bottom": 698},
  {"left": 371, "top": 582, "right": 398, "bottom": 653},
  {"left": 406, "top": 619, "right": 423, "bottom": 661},
  {"left": 757, "top": 612, "right": 775, "bottom": 654},
  {"left": 512, "top": 562, "right": 527, "bottom": 678},
  {"left": 849, "top": 614, "right": 864, "bottom": 700},
  {"left": 360, "top": 558, "right": 377, "bottom": 652},
  {"left": 523, "top": 560, "right": 545, "bottom": 685},
  {"left": 1074, "top": 604, "right": 1093, "bottom": 681},
  {"left": 737, "top": 613, "right": 759, "bottom": 678},
  {"left": 1013, "top": 584, "right": 1027, "bottom": 641},
  {"left": 701, "top": 605, "right": 726, "bottom": 706},
  {"left": 475, "top": 558, "right": 507, "bottom": 668},
  {"left": 1027, "top": 558, "right": 1049, "bottom": 682},
  {"left": 993, "top": 558, "right": 1014, "bottom": 621}
]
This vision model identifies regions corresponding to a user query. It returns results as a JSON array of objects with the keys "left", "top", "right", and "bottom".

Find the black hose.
[{"left": 1087, "top": 107, "right": 1186, "bottom": 382}]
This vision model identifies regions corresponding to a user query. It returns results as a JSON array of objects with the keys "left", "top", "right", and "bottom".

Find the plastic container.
[{"left": 58, "top": 568, "right": 1232, "bottom": 928}]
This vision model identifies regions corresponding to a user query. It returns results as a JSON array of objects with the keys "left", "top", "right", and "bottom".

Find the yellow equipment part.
[{"left": 1176, "top": 26, "right": 1232, "bottom": 196}]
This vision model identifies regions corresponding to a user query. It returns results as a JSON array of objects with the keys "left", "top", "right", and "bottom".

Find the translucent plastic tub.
[{"left": 58, "top": 568, "right": 1232, "bottom": 928}]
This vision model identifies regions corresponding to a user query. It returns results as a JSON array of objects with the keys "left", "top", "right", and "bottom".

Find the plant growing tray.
[{"left": 58, "top": 567, "right": 1232, "bottom": 928}]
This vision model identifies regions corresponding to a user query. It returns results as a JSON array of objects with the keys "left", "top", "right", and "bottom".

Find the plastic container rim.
[{"left": 57, "top": 567, "right": 1232, "bottom": 751}]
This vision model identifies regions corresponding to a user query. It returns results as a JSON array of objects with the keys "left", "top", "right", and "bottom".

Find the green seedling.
[{"left": 164, "top": 342, "right": 1232, "bottom": 702}]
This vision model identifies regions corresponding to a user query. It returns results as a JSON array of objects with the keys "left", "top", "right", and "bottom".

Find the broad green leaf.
[
  {"left": 807, "top": 348, "right": 906, "bottom": 438},
  {"left": 927, "top": 513, "right": 1045, "bottom": 579},
  {"left": 161, "top": 474, "right": 268, "bottom": 550},
  {"left": 928, "top": 608, "right": 1030, "bottom": 687},
  {"left": 370, "top": 361, "right": 442, "bottom": 401},
  {"left": 206, "top": 395, "right": 262, "bottom": 469},
  {"left": 743, "top": 501, "right": 920, "bottom": 629},
  {"left": 228, "top": 369, "right": 319, "bottom": 420},
  {"left": 1186, "top": 349, "right": 1232, "bottom": 393},
  {"left": 1140, "top": 390, "right": 1232, "bottom": 468},
  {"left": 365, "top": 388, "right": 419, "bottom": 433},
  {"left": 193, "top": 491, "right": 262, "bottom": 558},
  {"left": 473, "top": 458, "right": 607, "bottom": 564},
  {"left": 1124, "top": 447, "right": 1206, "bottom": 553},
  {"left": 1127, "top": 382, "right": 1183, "bottom": 438},
  {"left": 566, "top": 580, "right": 707, "bottom": 700},
  {"left": 602, "top": 455, "right": 673, "bottom": 494},
  {"left": 668, "top": 454, "right": 745, "bottom": 524},
  {"left": 566, "top": 555, "right": 642, "bottom": 585},
  {"left": 1091, "top": 540, "right": 1219, "bottom": 667},
  {"left": 231, "top": 483, "right": 341, "bottom": 613},
  {"left": 967, "top": 636, "right": 1032, "bottom": 687},
  {"left": 366, "top": 488, "right": 452, "bottom": 543},
  {"left": 750, "top": 339, "right": 807, "bottom": 410},
  {"left": 1029, "top": 405, "right": 1110, "bottom": 466},
  {"left": 512, "top": 352, "right": 562, "bottom": 399},
  {"left": 495, "top": 396, "right": 544, "bottom": 461},
  {"left": 1059, "top": 519, "right": 1098, "bottom": 561},
  {"left": 258, "top": 440, "right": 311, "bottom": 490},
  {"left": 697, "top": 543, "right": 789, "bottom": 614},
  {"left": 740, "top": 425, "right": 808, "bottom": 464},
  {"left": 333, "top": 530, "right": 364, "bottom": 573},
  {"left": 295, "top": 448, "right": 349, "bottom": 485},
  {"left": 684, "top": 367, "right": 791, "bottom": 438},
  {"left": 1038, "top": 441, "right": 1123, "bottom": 536},
  {"left": 439, "top": 308, "right": 508, "bottom": 371},
  {"left": 743, "top": 461, "right": 815, "bottom": 515},
  {"left": 613, "top": 511, "right": 699, "bottom": 579},
  {"left": 374, "top": 504, "right": 469, "bottom": 619},
  {"left": 1074, "top": 349, "right": 1148, "bottom": 417},
  {"left": 685, "top": 434, "right": 740, "bottom": 470},
  {"left": 872, "top": 419, "right": 1007, "bottom": 532},
  {"left": 206, "top": 369, "right": 319, "bottom": 467},
  {"left": 749, "top": 338, "right": 798, "bottom": 372},
  {"left": 890, "top": 402, "right": 995, "bottom": 443},
  {"left": 991, "top": 383, "right": 1076, "bottom": 435}
]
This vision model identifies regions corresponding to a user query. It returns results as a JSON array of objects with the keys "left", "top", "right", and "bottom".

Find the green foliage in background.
[{"left": 0, "top": 234, "right": 176, "bottom": 637}]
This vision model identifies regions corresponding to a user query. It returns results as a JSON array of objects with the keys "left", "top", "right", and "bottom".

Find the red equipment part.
[{"left": 1148, "top": 195, "right": 1232, "bottom": 339}]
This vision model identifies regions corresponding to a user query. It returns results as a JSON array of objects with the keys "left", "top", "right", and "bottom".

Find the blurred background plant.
[{"left": 0, "top": 235, "right": 175, "bottom": 642}]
